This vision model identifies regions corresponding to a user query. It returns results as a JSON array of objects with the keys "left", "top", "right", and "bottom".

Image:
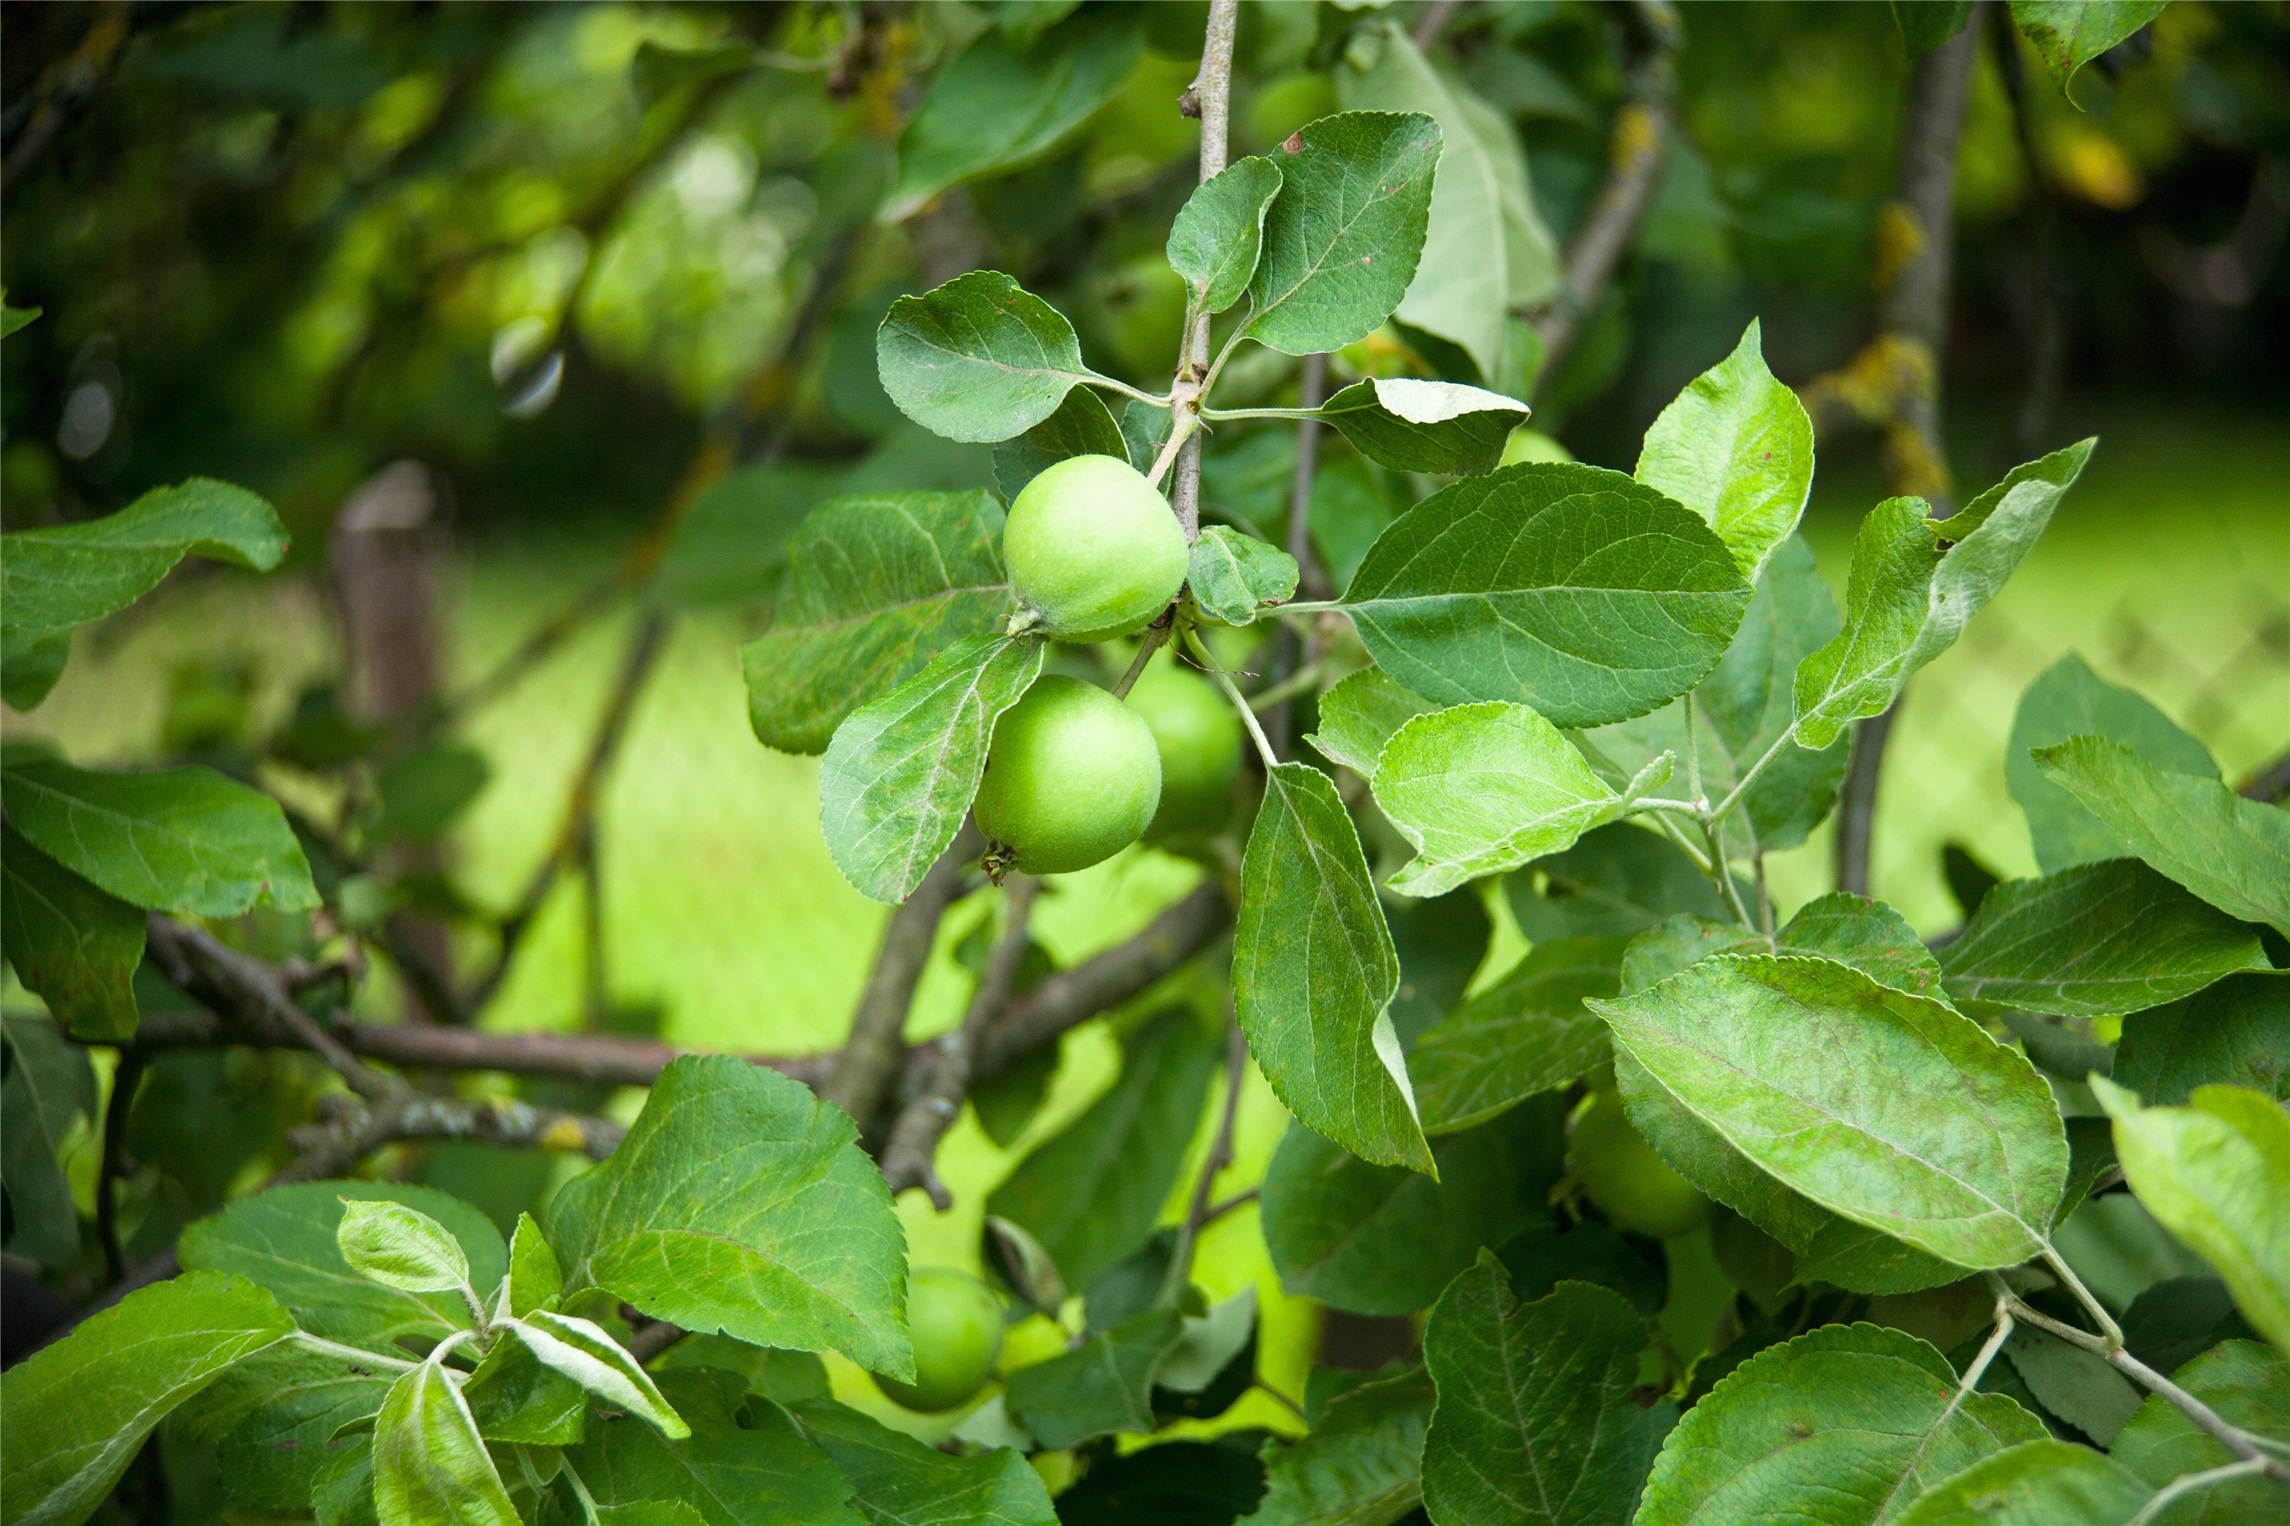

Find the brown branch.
[
  {"left": 820, "top": 825, "right": 986, "bottom": 1131},
  {"left": 1529, "top": 0, "right": 1681, "bottom": 396},
  {"left": 880, "top": 876, "right": 1038, "bottom": 1205},
  {"left": 144, "top": 917, "right": 395, "bottom": 1103},
  {"left": 2240, "top": 749, "right": 2290, "bottom": 804},
  {"left": 1170, "top": 1013, "right": 1250, "bottom": 1292},
  {"left": 1170, "top": 0, "right": 1242, "bottom": 543},
  {"left": 95, "top": 1050, "right": 142, "bottom": 1286},
  {"left": 273, "top": 1089, "right": 623, "bottom": 1186}
]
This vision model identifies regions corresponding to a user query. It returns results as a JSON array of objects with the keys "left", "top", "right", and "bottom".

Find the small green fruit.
[
  {"left": 975, "top": 676, "right": 1162, "bottom": 874},
  {"left": 1499, "top": 427, "right": 1574, "bottom": 467},
  {"left": 1126, "top": 660, "right": 1242, "bottom": 839},
  {"left": 1091, "top": 256, "right": 1190, "bottom": 379},
  {"left": 1569, "top": 1088, "right": 1712, "bottom": 1240},
  {"left": 1004, "top": 454, "right": 1188, "bottom": 643},
  {"left": 875, "top": 1267, "right": 1004, "bottom": 1413}
]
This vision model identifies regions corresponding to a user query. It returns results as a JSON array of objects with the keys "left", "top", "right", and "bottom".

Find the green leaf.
[
  {"left": 993, "top": 384, "right": 1128, "bottom": 501},
  {"left": 791, "top": 1399, "right": 1058, "bottom": 1526},
  {"left": 506, "top": 1308, "right": 689, "bottom": 1437},
  {"left": 1, "top": 756, "right": 319, "bottom": 917},
  {"left": 1776, "top": 893, "right": 1945, "bottom": 997},
  {"left": 1589, "top": 538, "right": 1847, "bottom": 851},
  {"left": 1620, "top": 916, "right": 1765, "bottom": 994},
  {"left": 1, "top": 292, "right": 40, "bottom": 339},
  {"left": 0, "top": 478, "right": 289, "bottom": 635},
  {"left": 1508, "top": 822, "right": 1727, "bottom": 942},
  {"left": 1245, "top": 111, "right": 1444, "bottom": 357},
  {"left": 2112, "top": 1340, "right": 2290, "bottom": 1521},
  {"left": 2092, "top": 1078, "right": 2290, "bottom": 1357},
  {"left": 461, "top": 1328, "right": 587, "bottom": 1446},
  {"left": 1888, "top": 1440, "right": 2151, "bottom": 1526},
  {"left": 185, "top": 1344, "right": 393, "bottom": 1512},
  {"left": 1169, "top": 156, "right": 1285, "bottom": 317},
  {"left": 1316, "top": 378, "right": 1531, "bottom": 476},
  {"left": 0, "top": 824, "right": 143, "bottom": 1040},
  {"left": 1342, "top": 463, "right": 1753, "bottom": 728},
  {"left": 1421, "top": 1253, "right": 1659, "bottom": 1526},
  {"left": 506, "top": 1211, "right": 564, "bottom": 1317},
  {"left": 0, "top": 1013, "right": 93, "bottom": 1265},
  {"left": 1233, "top": 763, "right": 1432, "bottom": 1174},
  {"left": 565, "top": 1369, "right": 863, "bottom": 1526},
  {"left": 2006, "top": 653, "right": 2218, "bottom": 874},
  {"left": 741, "top": 490, "right": 1011, "bottom": 755},
  {"left": 2000, "top": 1326, "right": 2142, "bottom": 1445},
  {"left": 1307, "top": 666, "right": 1431, "bottom": 778},
  {"left": 547, "top": 1055, "right": 913, "bottom": 1379},
  {"left": 372, "top": 1356, "right": 520, "bottom": 1526},
  {"left": 1005, "top": 1308, "right": 1184, "bottom": 1449},
  {"left": 2033, "top": 737, "right": 2290, "bottom": 938},
  {"left": 1341, "top": 26, "right": 1560, "bottom": 379},
  {"left": 1188, "top": 526, "right": 1301, "bottom": 625},
  {"left": 656, "top": 460, "right": 846, "bottom": 610},
  {"left": 2008, "top": 2, "right": 2170, "bottom": 92},
  {"left": 1940, "top": 859, "right": 2267, "bottom": 1018},
  {"left": 1239, "top": 1365, "right": 1435, "bottom": 1526},
  {"left": 1371, "top": 700, "right": 1665, "bottom": 898},
  {"left": 1411, "top": 938, "right": 1629, "bottom": 1135},
  {"left": 885, "top": 8, "right": 1144, "bottom": 220},
  {"left": 877, "top": 270, "right": 1111, "bottom": 444},
  {"left": 1633, "top": 1321, "right": 2047, "bottom": 1526},
  {"left": 1592, "top": 954, "right": 2071, "bottom": 1270},
  {"left": 1634, "top": 321, "right": 1815, "bottom": 581},
  {"left": 180, "top": 1183, "right": 508, "bottom": 1358},
  {"left": 818, "top": 634, "right": 1041, "bottom": 905},
  {"left": 988, "top": 1008, "right": 1223, "bottom": 1290},
  {"left": 0, "top": 1270, "right": 295, "bottom": 1526},
  {"left": 1892, "top": 1, "right": 1976, "bottom": 55},
  {"left": 336, "top": 1198, "right": 476, "bottom": 1298},
  {"left": 1794, "top": 441, "right": 2095, "bottom": 749},
  {"left": 1387, "top": 888, "right": 1495, "bottom": 1048},
  {"left": 1261, "top": 1098, "right": 1565, "bottom": 1316},
  {"left": 374, "top": 744, "right": 490, "bottom": 843},
  {"left": 2115, "top": 972, "right": 2290, "bottom": 1104},
  {"left": 1, "top": 624, "right": 72, "bottom": 710}
]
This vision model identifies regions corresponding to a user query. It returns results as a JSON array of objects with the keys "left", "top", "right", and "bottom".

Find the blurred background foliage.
[{"left": 4, "top": 0, "right": 2287, "bottom": 1451}]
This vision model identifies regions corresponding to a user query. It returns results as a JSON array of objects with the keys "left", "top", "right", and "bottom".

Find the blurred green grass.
[{"left": 11, "top": 401, "right": 2284, "bottom": 1433}]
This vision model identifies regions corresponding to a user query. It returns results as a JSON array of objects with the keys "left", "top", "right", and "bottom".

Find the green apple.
[
  {"left": 874, "top": 1267, "right": 1004, "bottom": 1413},
  {"left": 1499, "top": 427, "right": 1573, "bottom": 467},
  {"left": 1091, "top": 255, "right": 1190, "bottom": 379},
  {"left": 1004, "top": 454, "right": 1188, "bottom": 642},
  {"left": 1568, "top": 1088, "right": 1712, "bottom": 1240},
  {"left": 1125, "top": 659, "right": 1242, "bottom": 839},
  {"left": 974, "top": 675, "right": 1162, "bottom": 874}
]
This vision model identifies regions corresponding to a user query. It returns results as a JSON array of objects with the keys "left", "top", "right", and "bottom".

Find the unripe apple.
[
  {"left": 1004, "top": 454, "right": 1189, "bottom": 643},
  {"left": 1125, "top": 660, "right": 1242, "bottom": 839},
  {"left": 1090, "top": 256, "right": 1190, "bottom": 379},
  {"left": 1568, "top": 1088, "right": 1712, "bottom": 1240},
  {"left": 875, "top": 1267, "right": 1004, "bottom": 1413},
  {"left": 975, "top": 675, "right": 1162, "bottom": 874}
]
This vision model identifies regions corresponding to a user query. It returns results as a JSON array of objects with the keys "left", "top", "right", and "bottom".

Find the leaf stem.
[
  {"left": 289, "top": 1330, "right": 420, "bottom": 1373},
  {"left": 1707, "top": 723, "right": 1799, "bottom": 826},
  {"left": 1188, "top": 628, "right": 1279, "bottom": 772},
  {"left": 1166, "top": 1011, "right": 1250, "bottom": 1301},
  {"left": 2129, "top": 1459, "right": 2274, "bottom": 1525},
  {"left": 2039, "top": 1242, "right": 2125, "bottom": 1348},
  {"left": 1088, "top": 373, "right": 1176, "bottom": 410},
  {"left": 1146, "top": 408, "right": 1200, "bottom": 490},
  {"left": 1643, "top": 810, "right": 1714, "bottom": 875},
  {"left": 1680, "top": 695, "right": 1705, "bottom": 806},
  {"left": 1707, "top": 817, "right": 1756, "bottom": 930},
  {"left": 1200, "top": 405, "right": 1320, "bottom": 422},
  {"left": 1248, "top": 660, "right": 1323, "bottom": 714},
  {"left": 1272, "top": 599, "right": 1345, "bottom": 618},
  {"left": 1112, "top": 623, "right": 1171, "bottom": 699},
  {"left": 1953, "top": 1297, "right": 2015, "bottom": 1401}
]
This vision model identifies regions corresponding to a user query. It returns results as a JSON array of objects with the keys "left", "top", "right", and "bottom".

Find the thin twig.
[
  {"left": 1170, "top": 0, "right": 1240, "bottom": 542},
  {"left": 821, "top": 824, "right": 985, "bottom": 1133},
  {"left": 881, "top": 876, "right": 1039, "bottom": 1205},
  {"left": 2128, "top": 1459, "right": 2273, "bottom": 1525},
  {"left": 1113, "top": 623, "right": 1171, "bottom": 700},
  {"left": 96, "top": 1049, "right": 143, "bottom": 1285},
  {"left": 1167, "top": 1014, "right": 1251, "bottom": 1298},
  {"left": 273, "top": 1090, "right": 624, "bottom": 1186},
  {"left": 1203, "top": 1187, "right": 1259, "bottom": 1225},
  {"left": 144, "top": 916, "right": 396, "bottom": 1102}
]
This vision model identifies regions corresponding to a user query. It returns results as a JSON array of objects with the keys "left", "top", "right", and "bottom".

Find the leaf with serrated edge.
[
  {"left": 335, "top": 1199, "right": 473, "bottom": 1297},
  {"left": 1308, "top": 666, "right": 1432, "bottom": 778},
  {"left": 564, "top": 1368, "right": 863, "bottom": 1526},
  {"left": 1889, "top": 1439, "right": 2150, "bottom": 1526},
  {"left": 546, "top": 1056, "right": 912, "bottom": 1379},
  {"left": 1795, "top": 441, "right": 2094, "bottom": 749},
  {"left": 1633, "top": 1322, "right": 2047, "bottom": 1526},
  {"left": 1941, "top": 858, "right": 2267, "bottom": 1018},
  {"left": 2115, "top": 972, "right": 2290, "bottom": 1104},
  {"left": 1412, "top": 937, "right": 1629, "bottom": 1134},
  {"left": 506, "top": 1308, "right": 689, "bottom": 1437},
  {"left": 993, "top": 385, "right": 1127, "bottom": 501},
  {"left": 2092, "top": 1077, "right": 2290, "bottom": 1357},
  {"left": 2006, "top": 652, "right": 2217, "bottom": 874},
  {"left": 1005, "top": 1308, "right": 1184, "bottom": 1449},
  {"left": 1168, "top": 156, "right": 1284, "bottom": 316},
  {"left": 1372, "top": 700, "right": 1664, "bottom": 898},
  {"left": 1591, "top": 954, "right": 2070, "bottom": 1270},
  {"left": 2, "top": 757, "right": 319, "bottom": 917},
  {"left": 741, "top": 490, "right": 1010, "bottom": 755},
  {"left": 1246, "top": 111, "right": 1443, "bottom": 356},
  {"left": 2112, "top": 1339, "right": 2290, "bottom": 1518},
  {"left": 2034, "top": 736, "right": 2290, "bottom": 938},
  {"left": 819, "top": 634, "right": 1042, "bottom": 904},
  {"left": 2008, "top": 1, "right": 2170, "bottom": 91},
  {"left": 1634, "top": 320, "right": 1813, "bottom": 581},
  {"left": 791, "top": 1398, "right": 1058, "bottom": 1526},
  {"left": 1317, "top": 378, "right": 1529, "bottom": 476},
  {"left": 505, "top": 1211, "right": 562, "bottom": 1317},
  {"left": 0, "top": 824, "right": 143, "bottom": 1040},
  {"left": 877, "top": 270, "right": 1110, "bottom": 443},
  {"left": 372, "top": 1356, "right": 520, "bottom": 1526},
  {"left": 0, "top": 477, "right": 288, "bottom": 634},
  {"left": 1342, "top": 463, "right": 1751, "bottom": 728},
  {"left": 0, "top": 1270, "right": 294, "bottom": 1526},
  {"left": 1777, "top": 893, "right": 1944, "bottom": 997},
  {"left": 1188, "top": 526, "right": 1300, "bottom": 625},
  {"left": 0, "top": 1014, "right": 94, "bottom": 1264},
  {"left": 1239, "top": 1364, "right": 1435, "bottom": 1526},
  {"left": 1233, "top": 762, "right": 1432, "bottom": 1174}
]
